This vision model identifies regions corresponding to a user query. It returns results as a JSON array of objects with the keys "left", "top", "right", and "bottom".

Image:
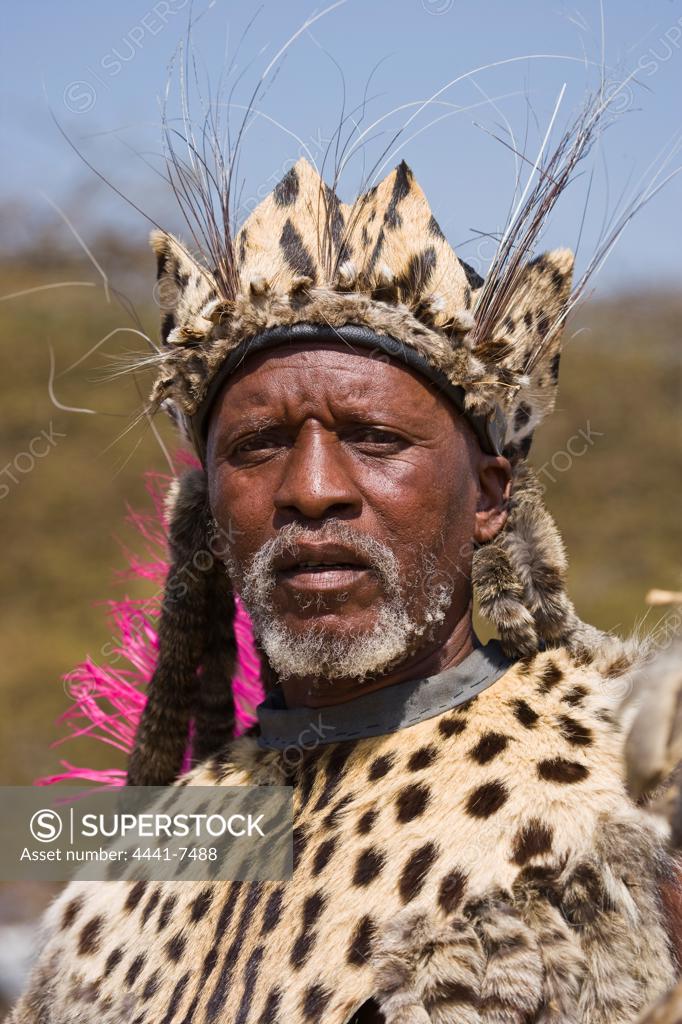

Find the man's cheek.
[
  {"left": 212, "top": 488, "right": 266, "bottom": 556},
  {"left": 208, "top": 520, "right": 255, "bottom": 590}
]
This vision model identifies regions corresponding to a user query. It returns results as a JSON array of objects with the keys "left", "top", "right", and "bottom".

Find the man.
[{"left": 8, "top": 158, "right": 678, "bottom": 1023}]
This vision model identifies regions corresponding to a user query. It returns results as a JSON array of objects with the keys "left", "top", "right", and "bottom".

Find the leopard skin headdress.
[
  {"left": 150, "top": 157, "right": 569, "bottom": 461},
  {"left": 127, "top": 156, "right": 605, "bottom": 786}
]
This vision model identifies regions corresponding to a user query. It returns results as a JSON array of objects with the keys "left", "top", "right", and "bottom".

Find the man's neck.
[{"left": 280, "top": 608, "right": 477, "bottom": 709}]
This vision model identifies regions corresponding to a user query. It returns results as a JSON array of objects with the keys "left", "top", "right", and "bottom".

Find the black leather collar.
[{"left": 256, "top": 640, "right": 512, "bottom": 751}]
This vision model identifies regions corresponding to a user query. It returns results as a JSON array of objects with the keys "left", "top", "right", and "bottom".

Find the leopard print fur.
[{"left": 7, "top": 648, "right": 676, "bottom": 1023}]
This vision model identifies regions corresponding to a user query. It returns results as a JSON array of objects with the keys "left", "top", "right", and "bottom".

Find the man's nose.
[{"left": 273, "top": 422, "right": 361, "bottom": 522}]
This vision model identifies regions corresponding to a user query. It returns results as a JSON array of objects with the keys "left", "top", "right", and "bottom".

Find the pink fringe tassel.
[{"left": 36, "top": 467, "right": 264, "bottom": 787}]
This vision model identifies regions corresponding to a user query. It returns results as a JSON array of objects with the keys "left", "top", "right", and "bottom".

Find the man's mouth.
[
  {"left": 293, "top": 560, "right": 362, "bottom": 572},
  {"left": 273, "top": 542, "right": 374, "bottom": 593}
]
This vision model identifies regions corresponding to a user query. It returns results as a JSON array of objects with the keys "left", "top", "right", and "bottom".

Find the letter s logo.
[{"left": 30, "top": 809, "right": 63, "bottom": 843}]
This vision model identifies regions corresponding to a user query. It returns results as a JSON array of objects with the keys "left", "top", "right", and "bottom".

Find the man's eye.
[
  {"left": 232, "top": 434, "right": 282, "bottom": 455},
  {"left": 350, "top": 428, "right": 406, "bottom": 447}
]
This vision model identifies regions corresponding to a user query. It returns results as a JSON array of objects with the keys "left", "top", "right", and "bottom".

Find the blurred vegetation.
[
  {"left": 0, "top": 228, "right": 680, "bottom": 793},
  {"left": 0, "top": 233, "right": 171, "bottom": 789}
]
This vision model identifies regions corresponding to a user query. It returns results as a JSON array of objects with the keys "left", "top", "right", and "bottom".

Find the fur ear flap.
[
  {"left": 191, "top": 525, "right": 238, "bottom": 763},
  {"left": 126, "top": 468, "right": 236, "bottom": 786},
  {"left": 473, "top": 461, "right": 602, "bottom": 658},
  {"left": 150, "top": 230, "right": 219, "bottom": 345}
]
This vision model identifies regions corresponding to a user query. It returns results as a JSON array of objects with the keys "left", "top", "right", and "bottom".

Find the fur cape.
[{"left": 8, "top": 646, "right": 678, "bottom": 1024}]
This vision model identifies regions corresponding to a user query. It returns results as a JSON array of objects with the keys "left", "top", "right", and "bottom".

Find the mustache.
[
  {"left": 230, "top": 520, "right": 404, "bottom": 607},
  {"left": 255, "top": 521, "right": 397, "bottom": 583}
]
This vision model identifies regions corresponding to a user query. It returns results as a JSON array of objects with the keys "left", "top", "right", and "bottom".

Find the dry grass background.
[{"left": 0, "top": 238, "right": 680, "bottom": 788}]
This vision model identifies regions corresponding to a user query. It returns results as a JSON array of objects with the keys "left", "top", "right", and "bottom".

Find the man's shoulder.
[
  {"left": 486, "top": 639, "right": 637, "bottom": 730},
  {"left": 419, "top": 640, "right": 638, "bottom": 836}
]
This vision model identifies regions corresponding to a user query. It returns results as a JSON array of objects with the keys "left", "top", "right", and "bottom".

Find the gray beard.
[{"left": 226, "top": 521, "right": 454, "bottom": 682}]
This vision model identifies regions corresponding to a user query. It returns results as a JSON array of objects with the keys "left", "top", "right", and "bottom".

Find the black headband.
[{"left": 190, "top": 322, "right": 506, "bottom": 458}]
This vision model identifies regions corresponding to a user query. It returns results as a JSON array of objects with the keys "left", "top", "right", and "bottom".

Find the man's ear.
[{"left": 474, "top": 455, "right": 512, "bottom": 543}]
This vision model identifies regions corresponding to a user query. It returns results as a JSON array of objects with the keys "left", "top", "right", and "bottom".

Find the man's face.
[{"left": 206, "top": 342, "right": 509, "bottom": 683}]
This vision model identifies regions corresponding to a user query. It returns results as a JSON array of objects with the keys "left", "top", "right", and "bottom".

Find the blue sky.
[{"left": 3, "top": 0, "right": 681, "bottom": 291}]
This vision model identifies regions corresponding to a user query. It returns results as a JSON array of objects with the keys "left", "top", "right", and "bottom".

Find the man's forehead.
[
  {"left": 213, "top": 341, "right": 447, "bottom": 421},
  {"left": 225, "top": 340, "right": 424, "bottom": 380}
]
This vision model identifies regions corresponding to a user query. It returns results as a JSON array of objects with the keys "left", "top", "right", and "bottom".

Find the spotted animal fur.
[
  {"left": 7, "top": 649, "right": 677, "bottom": 1023},
  {"left": 148, "top": 157, "right": 573, "bottom": 462}
]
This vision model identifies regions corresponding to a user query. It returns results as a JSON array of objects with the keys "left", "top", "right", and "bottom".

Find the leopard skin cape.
[{"left": 7, "top": 646, "right": 678, "bottom": 1024}]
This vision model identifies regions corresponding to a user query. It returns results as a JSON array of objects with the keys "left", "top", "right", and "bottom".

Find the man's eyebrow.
[
  {"left": 332, "top": 406, "right": 425, "bottom": 431},
  {"left": 227, "top": 413, "right": 278, "bottom": 435}
]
